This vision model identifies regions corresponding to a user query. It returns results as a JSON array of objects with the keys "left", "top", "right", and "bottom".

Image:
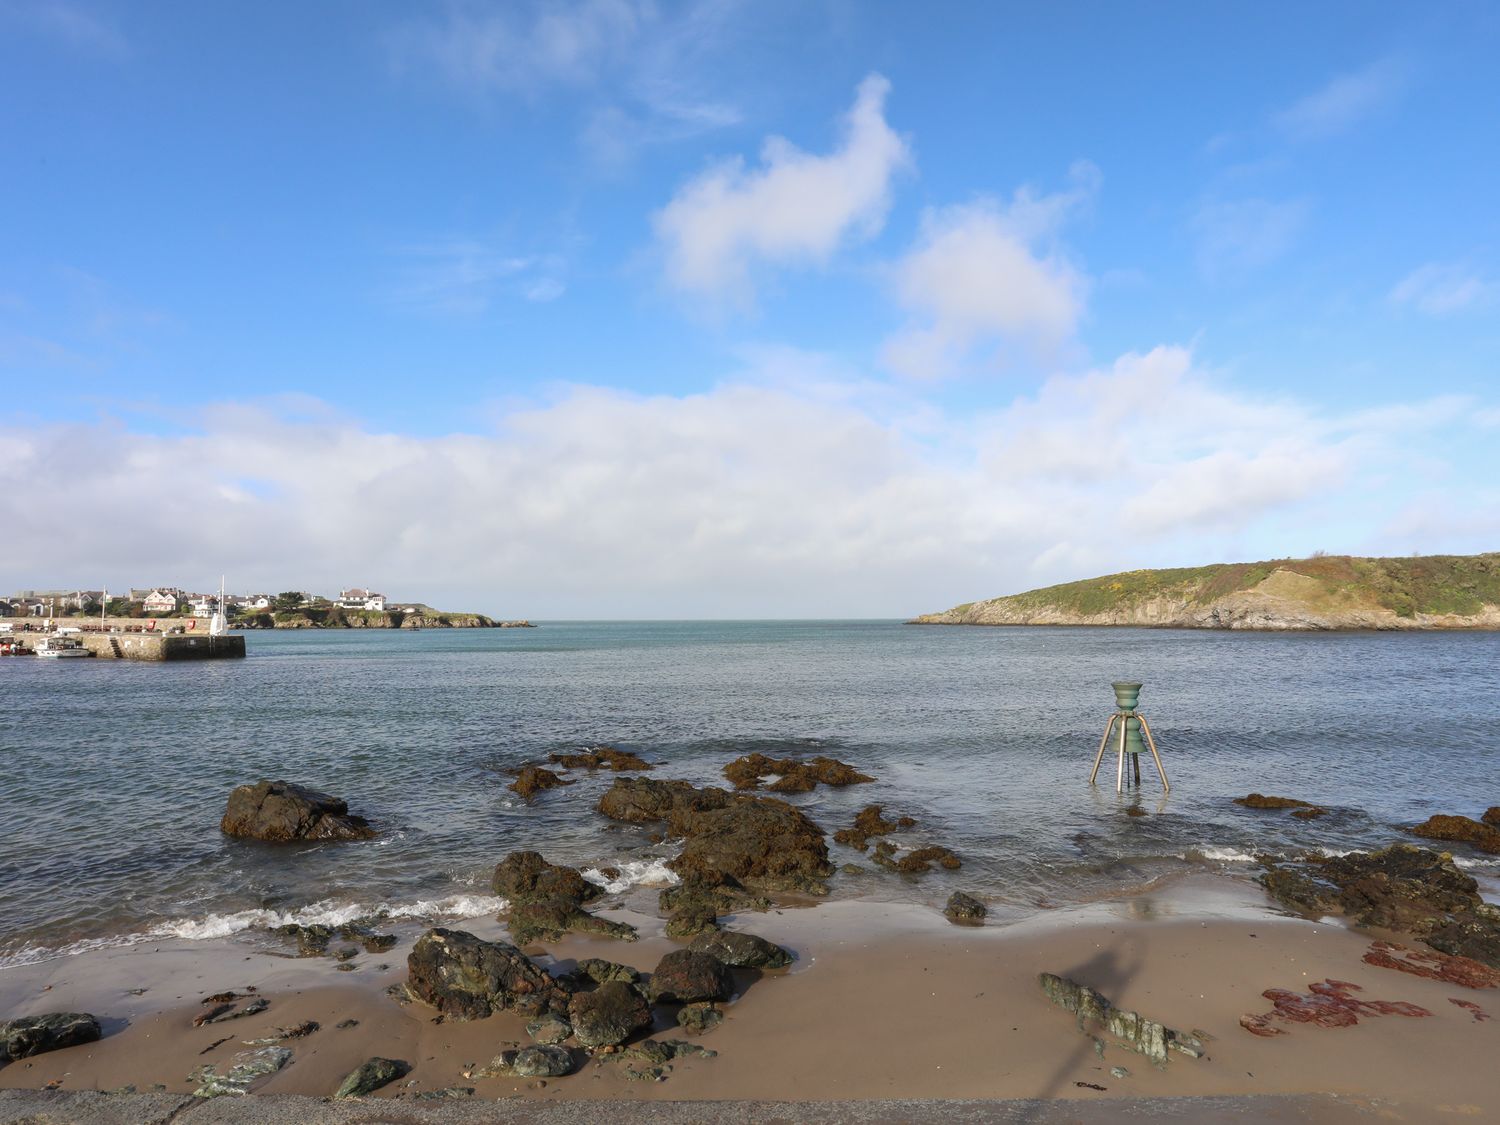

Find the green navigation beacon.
[{"left": 1089, "top": 681, "right": 1170, "bottom": 794}]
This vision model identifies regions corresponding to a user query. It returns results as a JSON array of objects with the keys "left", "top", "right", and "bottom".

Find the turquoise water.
[{"left": 2, "top": 622, "right": 1498, "bottom": 965}]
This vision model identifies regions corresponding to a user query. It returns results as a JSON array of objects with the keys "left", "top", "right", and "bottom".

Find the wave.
[
  {"left": 581, "top": 858, "right": 680, "bottom": 895},
  {"left": 0, "top": 893, "right": 510, "bottom": 969},
  {"left": 1182, "top": 845, "right": 1259, "bottom": 863}
]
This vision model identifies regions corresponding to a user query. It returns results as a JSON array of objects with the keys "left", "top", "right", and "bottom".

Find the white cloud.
[
  {"left": 653, "top": 74, "right": 910, "bottom": 301},
  {"left": 881, "top": 163, "right": 1097, "bottom": 379},
  {"left": 1389, "top": 263, "right": 1496, "bottom": 316},
  {"left": 1274, "top": 58, "right": 1409, "bottom": 141},
  {"left": 1191, "top": 197, "right": 1307, "bottom": 279},
  {"left": 2, "top": 347, "right": 1484, "bottom": 617}
]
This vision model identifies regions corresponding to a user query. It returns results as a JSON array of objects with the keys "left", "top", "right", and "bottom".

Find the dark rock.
[
  {"left": 944, "top": 891, "right": 987, "bottom": 925},
  {"left": 508, "top": 899, "right": 637, "bottom": 946},
  {"left": 525, "top": 1013, "right": 573, "bottom": 1045},
  {"left": 1483, "top": 807, "right": 1500, "bottom": 828},
  {"left": 659, "top": 875, "right": 769, "bottom": 916},
  {"left": 665, "top": 904, "right": 720, "bottom": 939},
  {"left": 221, "top": 780, "right": 376, "bottom": 842},
  {"left": 492, "top": 851, "right": 600, "bottom": 906},
  {"left": 1259, "top": 844, "right": 1500, "bottom": 968},
  {"left": 549, "top": 746, "right": 655, "bottom": 771},
  {"left": 0, "top": 1013, "right": 102, "bottom": 1060},
  {"left": 723, "top": 753, "right": 874, "bottom": 792},
  {"left": 688, "top": 930, "right": 792, "bottom": 968},
  {"left": 599, "top": 777, "right": 833, "bottom": 895},
  {"left": 335, "top": 1056, "right": 409, "bottom": 1098},
  {"left": 575, "top": 958, "right": 640, "bottom": 985},
  {"left": 649, "top": 949, "right": 733, "bottom": 1004},
  {"left": 1410, "top": 814, "right": 1500, "bottom": 854},
  {"left": 406, "top": 928, "right": 571, "bottom": 1021},
  {"left": 477, "top": 1045, "right": 573, "bottom": 1078},
  {"left": 510, "top": 766, "right": 573, "bottom": 800},
  {"left": 1038, "top": 974, "right": 1204, "bottom": 1063},
  {"left": 833, "top": 804, "right": 913, "bottom": 850},
  {"left": 493, "top": 851, "right": 635, "bottom": 945},
  {"left": 617, "top": 1038, "right": 717, "bottom": 1065},
  {"left": 568, "top": 981, "right": 652, "bottom": 1048},
  {"left": 1234, "top": 793, "right": 1316, "bottom": 809},
  {"left": 677, "top": 1002, "right": 723, "bottom": 1033}
]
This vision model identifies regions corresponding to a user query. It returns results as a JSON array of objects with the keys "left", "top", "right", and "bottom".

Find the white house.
[
  {"left": 143, "top": 589, "right": 182, "bottom": 614},
  {"left": 336, "top": 587, "right": 387, "bottom": 611}
]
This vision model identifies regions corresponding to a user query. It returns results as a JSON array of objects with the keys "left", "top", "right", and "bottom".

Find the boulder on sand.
[
  {"left": 221, "top": 780, "right": 376, "bottom": 842},
  {"left": 335, "top": 1057, "right": 408, "bottom": 1098},
  {"left": 648, "top": 949, "right": 734, "bottom": 1004},
  {"left": 0, "top": 1013, "right": 102, "bottom": 1061},
  {"left": 492, "top": 851, "right": 636, "bottom": 945},
  {"left": 406, "top": 928, "right": 572, "bottom": 1021},
  {"left": 944, "top": 891, "right": 987, "bottom": 925},
  {"left": 687, "top": 930, "right": 792, "bottom": 969},
  {"left": 568, "top": 981, "right": 652, "bottom": 1048}
]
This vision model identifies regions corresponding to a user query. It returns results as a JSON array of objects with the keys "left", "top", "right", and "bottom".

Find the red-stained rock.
[
  {"left": 1449, "top": 998, "right": 1491, "bottom": 1022},
  {"left": 1240, "top": 978, "right": 1431, "bottom": 1037},
  {"left": 1363, "top": 940, "right": 1500, "bottom": 989}
]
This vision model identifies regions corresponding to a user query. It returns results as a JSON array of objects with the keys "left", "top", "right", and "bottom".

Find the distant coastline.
[
  {"left": 910, "top": 551, "right": 1500, "bottom": 631},
  {"left": 236, "top": 608, "right": 534, "bottom": 630}
]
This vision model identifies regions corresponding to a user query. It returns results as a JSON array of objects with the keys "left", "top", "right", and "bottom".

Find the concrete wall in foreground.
[{"left": 1, "top": 620, "right": 244, "bottom": 660}]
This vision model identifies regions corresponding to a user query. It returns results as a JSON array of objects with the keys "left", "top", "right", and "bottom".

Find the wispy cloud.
[
  {"left": 390, "top": 0, "right": 745, "bottom": 160},
  {"left": 1274, "top": 58, "right": 1410, "bottom": 142},
  {"left": 385, "top": 240, "right": 566, "bottom": 315},
  {"left": 2, "top": 0, "right": 128, "bottom": 57},
  {"left": 1191, "top": 197, "right": 1308, "bottom": 280},
  {"left": 881, "top": 162, "right": 1098, "bottom": 380},
  {"left": 1389, "top": 262, "right": 1496, "bottom": 316},
  {"left": 653, "top": 74, "right": 910, "bottom": 303}
]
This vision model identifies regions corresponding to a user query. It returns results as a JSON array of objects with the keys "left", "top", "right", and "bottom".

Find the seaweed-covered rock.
[
  {"left": 575, "top": 958, "right": 640, "bottom": 985},
  {"left": 1259, "top": 844, "right": 1500, "bottom": 968},
  {"left": 722, "top": 753, "right": 874, "bottom": 792},
  {"left": 944, "top": 891, "right": 987, "bottom": 925},
  {"left": 597, "top": 777, "right": 732, "bottom": 825},
  {"left": 1410, "top": 814, "right": 1500, "bottom": 854},
  {"left": 406, "top": 928, "right": 571, "bottom": 1020},
  {"left": 649, "top": 949, "right": 733, "bottom": 1004},
  {"left": 871, "top": 842, "right": 962, "bottom": 873},
  {"left": 599, "top": 778, "right": 833, "bottom": 895},
  {"left": 525, "top": 1013, "right": 573, "bottom": 1044},
  {"left": 220, "top": 780, "right": 375, "bottom": 842},
  {"left": 687, "top": 930, "right": 792, "bottom": 968},
  {"left": 492, "top": 851, "right": 600, "bottom": 906},
  {"left": 1483, "top": 807, "right": 1500, "bottom": 828},
  {"left": 665, "top": 904, "right": 720, "bottom": 939},
  {"left": 568, "top": 981, "right": 652, "bottom": 1048},
  {"left": 509, "top": 766, "right": 572, "bottom": 800},
  {"left": 477, "top": 1045, "right": 574, "bottom": 1078},
  {"left": 833, "top": 804, "right": 917, "bottom": 851},
  {"left": 0, "top": 1013, "right": 101, "bottom": 1060},
  {"left": 335, "top": 1057, "right": 409, "bottom": 1098},
  {"left": 549, "top": 746, "right": 655, "bottom": 771},
  {"left": 677, "top": 1002, "right": 723, "bottom": 1033},
  {"left": 1235, "top": 793, "right": 1315, "bottom": 810},
  {"left": 508, "top": 900, "right": 638, "bottom": 946}
]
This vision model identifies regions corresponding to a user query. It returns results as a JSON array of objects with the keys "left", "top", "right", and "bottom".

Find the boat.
[{"left": 35, "top": 636, "right": 93, "bottom": 658}]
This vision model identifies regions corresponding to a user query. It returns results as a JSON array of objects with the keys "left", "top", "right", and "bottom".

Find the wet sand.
[{"left": 3, "top": 877, "right": 1497, "bottom": 1116}]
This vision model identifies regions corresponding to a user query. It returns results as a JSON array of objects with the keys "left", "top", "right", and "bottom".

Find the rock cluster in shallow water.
[{"left": 220, "top": 779, "right": 376, "bottom": 842}]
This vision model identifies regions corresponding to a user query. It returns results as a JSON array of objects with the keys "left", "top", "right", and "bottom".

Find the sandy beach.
[{"left": 4, "top": 874, "right": 1496, "bottom": 1119}]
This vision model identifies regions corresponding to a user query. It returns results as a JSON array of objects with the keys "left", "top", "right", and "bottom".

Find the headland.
[{"left": 911, "top": 551, "right": 1500, "bottom": 630}]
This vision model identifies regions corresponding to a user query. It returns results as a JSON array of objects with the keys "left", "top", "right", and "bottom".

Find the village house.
[
  {"left": 142, "top": 588, "right": 184, "bottom": 614},
  {"left": 335, "top": 587, "right": 387, "bottom": 611}
]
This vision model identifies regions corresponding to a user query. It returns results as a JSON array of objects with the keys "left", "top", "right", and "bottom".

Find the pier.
[{"left": 0, "top": 618, "right": 245, "bottom": 661}]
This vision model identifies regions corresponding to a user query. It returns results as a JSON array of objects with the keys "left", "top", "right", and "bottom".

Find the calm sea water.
[{"left": 2, "top": 622, "right": 1498, "bottom": 966}]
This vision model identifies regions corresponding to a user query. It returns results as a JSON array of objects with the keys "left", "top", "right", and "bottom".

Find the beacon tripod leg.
[
  {"left": 1089, "top": 714, "right": 1117, "bottom": 785},
  {"left": 1116, "top": 712, "right": 1128, "bottom": 794},
  {"left": 1138, "top": 714, "right": 1170, "bottom": 794}
]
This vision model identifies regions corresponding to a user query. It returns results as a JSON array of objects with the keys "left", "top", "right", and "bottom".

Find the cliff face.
[{"left": 911, "top": 553, "right": 1500, "bottom": 631}]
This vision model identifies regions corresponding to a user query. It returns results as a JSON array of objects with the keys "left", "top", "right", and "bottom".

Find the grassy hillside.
[{"left": 919, "top": 552, "right": 1500, "bottom": 625}]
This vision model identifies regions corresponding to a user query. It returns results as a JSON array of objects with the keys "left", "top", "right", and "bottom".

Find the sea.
[{"left": 3, "top": 621, "right": 1498, "bottom": 968}]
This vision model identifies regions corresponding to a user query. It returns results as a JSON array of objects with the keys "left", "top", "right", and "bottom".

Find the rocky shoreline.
[{"left": 3, "top": 767, "right": 1499, "bottom": 1110}]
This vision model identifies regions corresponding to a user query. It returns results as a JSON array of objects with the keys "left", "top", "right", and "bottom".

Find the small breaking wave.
[
  {"left": 0, "top": 894, "right": 510, "bottom": 969},
  {"left": 1183, "top": 845, "right": 1259, "bottom": 864},
  {"left": 581, "top": 858, "right": 680, "bottom": 895}
]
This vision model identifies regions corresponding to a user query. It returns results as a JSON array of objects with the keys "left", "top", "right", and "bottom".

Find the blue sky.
[{"left": 3, "top": 1, "right": 1498, "bottom": 616}]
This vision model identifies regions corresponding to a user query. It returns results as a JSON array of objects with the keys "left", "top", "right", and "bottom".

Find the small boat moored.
[{"left": 35, "top": 636, "right": 94, "bottom": 658}]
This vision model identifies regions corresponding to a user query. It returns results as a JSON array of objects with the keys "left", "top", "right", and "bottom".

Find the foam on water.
[{"left": 581, "top": 858, "right": 680, "bottom": 895}]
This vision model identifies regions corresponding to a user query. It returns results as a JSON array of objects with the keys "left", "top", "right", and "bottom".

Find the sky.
[{"left": 2, "top": 0, "right": 1498, "bottom": 617}]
